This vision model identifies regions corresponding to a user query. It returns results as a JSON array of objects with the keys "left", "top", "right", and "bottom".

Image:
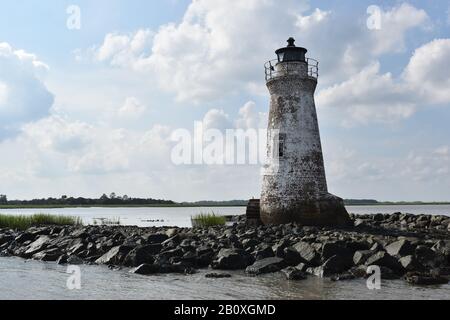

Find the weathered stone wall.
[{"left": 261, "top": 61, "right": 351, "bottom": 226}]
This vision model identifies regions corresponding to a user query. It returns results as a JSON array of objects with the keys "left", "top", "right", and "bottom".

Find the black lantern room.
[{"left": 275, "top": 37, "right": 307, "bottom": 63}]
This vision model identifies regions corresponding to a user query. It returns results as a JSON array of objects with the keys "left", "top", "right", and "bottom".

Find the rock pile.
[{"left": 0, "top": 213, "right": 449, "bottom": 286}]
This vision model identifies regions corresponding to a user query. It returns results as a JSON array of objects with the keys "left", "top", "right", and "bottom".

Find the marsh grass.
[
  {"left": 191, "top": 212, "right": 226, "bottom": 227},
  {"left": 0, "top": 213, "right": 82, "bottom": 231}
]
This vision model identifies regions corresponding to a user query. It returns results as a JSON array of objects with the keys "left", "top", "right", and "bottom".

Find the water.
[
  {"left": 0, "top": 256, "right": 448, "bottom": 300},
  {"left": 0, "top": 206, "right": 245, "bottom": 228},
  {"left": 1, "top": 205, "right": 449, "bottom": 228},
  {"left": 1, "top": 205, "right": 449, "bottom": 300}
]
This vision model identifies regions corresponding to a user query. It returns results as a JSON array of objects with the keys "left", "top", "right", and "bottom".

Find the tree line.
[{"left": 0, "top": 193, "right": 175, "bottom": 206}]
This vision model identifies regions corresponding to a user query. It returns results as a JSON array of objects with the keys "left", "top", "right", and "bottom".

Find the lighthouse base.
[{"left": 260, "top": 193, "right": 352, "bottom": 227}]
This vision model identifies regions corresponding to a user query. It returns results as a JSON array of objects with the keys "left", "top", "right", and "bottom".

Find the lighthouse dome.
[{"left": 275, "top": 37, "right": 308, "bottom": 62}]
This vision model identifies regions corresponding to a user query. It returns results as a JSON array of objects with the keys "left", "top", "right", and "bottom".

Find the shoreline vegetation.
[
  {"left": 0, "top": 213, "right": 82, "bottom": 230},
  {"left": 0, "top": 194, "right": 449, "bottom": 209}
]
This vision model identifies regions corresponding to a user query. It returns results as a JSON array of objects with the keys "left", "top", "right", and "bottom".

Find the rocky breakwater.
[{"left": 0, "top": 213, "right": 450, "bottom": 286}]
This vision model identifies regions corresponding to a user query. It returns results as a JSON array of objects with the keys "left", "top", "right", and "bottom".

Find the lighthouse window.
[{"left": 278, "top": 134, "right": 286, "bottom": 158}]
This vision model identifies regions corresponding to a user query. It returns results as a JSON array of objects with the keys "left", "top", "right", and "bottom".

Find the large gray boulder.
[
  {"left": 123, "top": 244, "right": 161, "bottom": 267},
  {"left": 416, "top": 245, "right": 446, "bottom": 268},
  {"left": 24, "top": 235, "right": 51, "bottom": 257},
  {"left": 95, "top": 245, "right": 133, "bottom": 265},
  {"left": 353, "top": 250, "right": 373, "bottom": 266},
  {"left": 130, "top": 263, "right": 160, "bottom": 275},
  {"left": 211, "top": 249, "right": 253, "bottom": 270},
  {"left": 365, "top": 251, "right": 404, "bottom": 273},
  {"left": 307, "top": 254, "right": 353, "bottom": 278},
  {"left": 293, "top": 241, "right": 320, "bottom": 266},
  {"left": 245, "top": 257, "right": 286, "bottom": 275},
  {"left": 385, "top": 239, "right": 415, "bottom": 257}
]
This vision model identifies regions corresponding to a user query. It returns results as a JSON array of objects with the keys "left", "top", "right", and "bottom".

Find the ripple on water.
[{"left": 1, "top": 257, "right": 449, "bottom": 300}]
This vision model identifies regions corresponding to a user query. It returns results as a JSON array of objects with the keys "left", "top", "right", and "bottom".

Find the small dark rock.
[
  {"left": 205, "top": 273, "right": 232, "bottom": 279},
  {"left": 405, "top": 272, "right": 449, "bottom": 286}
]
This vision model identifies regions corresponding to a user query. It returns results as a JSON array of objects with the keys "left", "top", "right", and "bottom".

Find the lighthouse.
[{"left": 260, "top": 38, "right": 351, "bottom": 226}]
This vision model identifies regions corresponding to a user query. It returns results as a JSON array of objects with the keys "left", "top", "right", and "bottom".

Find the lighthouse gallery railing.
[{"left": 264, "top": 58, "right": 319, "bottom": 82}]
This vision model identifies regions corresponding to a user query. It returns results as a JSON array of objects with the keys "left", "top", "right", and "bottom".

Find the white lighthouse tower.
[{"left": 260, "top": 38, "right": 351, "bottom": 226}]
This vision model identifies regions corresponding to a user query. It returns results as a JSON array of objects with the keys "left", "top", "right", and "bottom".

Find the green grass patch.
[
  {"left": 191, "top": 212, "right": 226, "bottom": 227},
  {"left": 0, "top": 213, "right": 82, "bottom": 231}
]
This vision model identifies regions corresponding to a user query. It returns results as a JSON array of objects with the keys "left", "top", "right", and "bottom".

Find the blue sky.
[{"left": 0, "top": 0, "right": 449, "bottom": 201}]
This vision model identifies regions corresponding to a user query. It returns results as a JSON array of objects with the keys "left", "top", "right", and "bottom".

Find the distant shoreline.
[{"left": 1, "top": 202, "right": 450, "bottom": 209}]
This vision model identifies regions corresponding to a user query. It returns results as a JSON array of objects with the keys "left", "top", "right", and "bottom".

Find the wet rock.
[
  {"left": 296, "top": 263, "right": 308, "bottom": 272},
  {"left": 32, "top": 248, "right": 61, "bottom": 262},
  {"left": 385, "top": 239, "right": 415, "bottom": 257},
  {"left": 67, "top": 240, "right": 86, "bottom": 256},
  {"left": 399, "top": 255, "right": 425, "bottom": 272},
  {"left": 56, "top": 254, "right": 68, "bottom": 265},
  {"left": 15, "top": 233, "right": 35, "bottom": 244},
  {"left": 307, "top": 254, "right": 353, "bottom": 278},
  {"left": 205, "top": 273, "right": 232, "bottom": 279},
  {"left": 0, "top": 234, "right": 13, "bottom": 246},
  {"left": 432, "top": 240, "right": 450, "bottom": 263},
  {"left": 281, "top": 267, "right": 307, "bottom": 280},
  {"left": 293, "top": 241, "right": 320, "bottom": 266},
  {"left": 321, "top": 242, "right": 353, "bottom": 261},
  {"left": 211, "top": 249, "right": 253, "bottom": 270},
  {"left": 95, "top": 245, "right": 134, "bottom": 265},
  {"left": 246, "top": 257, "right": 286, "bottom": 275},
  {"left": 405, "top": 272, "right": 449, "bottom": 286},
  {"left": 131, "top": 263, "right": 160, "bottom": 275},
  {"left": 330, "top": 272, "right": 356, "bottom": 281},
  {"left": 281, "top": 247, "right": 302, "bottom": 266},
  {"left": 67, "top": 255, "right": 84, "bottom": 265},
  {"left": 379, "top": 266, "right": 402, "bottom": 280},
  {"left": 254, "top": 245, "right": 274, "bottom": 260},
  {"left": 272, "top": 239, "right": 290, "bottom": 257},
  {"left": 416, "top": 245, "right": 445, "bottom": 269},
  {"left": 24, "top": 235, "right": 51, "bottom": 257},
  {"left": 242, "top": 239, "right": 258, "bottom": 250},
  {"left": 353, "top": 250, "right": 373, "bottom": 266},
  {"left": 143, "top": 233, "right": 169, "bottom": 244},
  {"left": 365, "top": 251, "right": 404, "bottom": 274},
  {"left": 123, "top": 244, "right": 161, "bottom": 267}
]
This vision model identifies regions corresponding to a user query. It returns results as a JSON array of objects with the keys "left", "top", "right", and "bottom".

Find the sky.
[{"left": 0, "top": 0, "right": 449, "bottom": 202}]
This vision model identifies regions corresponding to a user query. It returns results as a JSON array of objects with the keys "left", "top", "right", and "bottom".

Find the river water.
[
  {"left": 0, "top": 205, "right": 449, "bottom": 300},
  {"left": 1, "top": 205, "right": 449, "bottom": 228}
]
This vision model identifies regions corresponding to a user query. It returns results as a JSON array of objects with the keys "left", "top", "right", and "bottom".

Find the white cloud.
[
  {"left": 202, "top": 109, "right": 232, "bottom": 131},
  {"left": 317, "top": 62, "right": 415, "bottom": 126},
  {"left": 235, "top": 101, "right": 267, "bottom": 129},
  {"left": 86, "top": 2, "right": 429, "bottom": 105},
  {"left": 403, "top": 39, "right": 450, "bottom": 104},
  {"left": 118, "top": 97, "right": 147, "bottom": 118},
  {"left": 318, "top": 38, "right": 450, "bottom": 126},
  {"left": 90, "top": 0, "right": 311, "bottom": 102},
  {"left": 371, "top": 3, "right": 429, "bottom": 55},
  {"left": 95, "top": 29, "right": 153, "bottom": 67},
  {"left": 0, "top": 42, "right": 53, "bottom": 139}
]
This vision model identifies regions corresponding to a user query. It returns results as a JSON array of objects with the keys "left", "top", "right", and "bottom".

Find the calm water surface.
[
  {"left": 1, "top": 205, "right": 449, "bottom": 228},
  {"left": 0, "top": 205, "right": 449, "bottom": 300},
  {"left": 0, "top": 256, "right": 448, "bottom": 300}
]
